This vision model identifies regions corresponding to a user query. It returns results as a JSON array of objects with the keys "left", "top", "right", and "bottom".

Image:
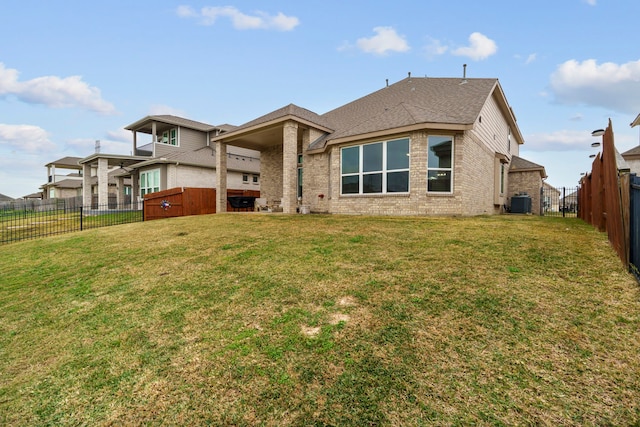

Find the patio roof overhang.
[
  {"left": 210, "top": 115, "right": 333, "bottom": 151},
  {"left": 78, "top": 153, "right": 149, "bottom": 169}
]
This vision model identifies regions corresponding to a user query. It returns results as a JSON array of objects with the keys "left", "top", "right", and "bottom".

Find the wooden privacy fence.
[
  {"left": 578, "top": 120, "right": 629, "bottom": 266},
  {"left": 144, "top": 187, "right": 260, "bottom": 221}
]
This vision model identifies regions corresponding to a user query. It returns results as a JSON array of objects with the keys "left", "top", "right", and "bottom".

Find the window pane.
[
  {"left": 428, "top": 170, "right": 452, "bottom": 192},
  {"left": 363, "top": 173, "right": 382, "bottom": 193},
  {"left": 428, "top": 137, "right": 452, "bottom": 168},
  {"left": 141, "top": 174, "right": 146, "bottom": 187},
  {"left": 387, "top": 171, "right": 409, "bottom": 193},
  {"left": 342, "top": 146, "right": 359, "bottom": 174},
  {"left": 342, "top": 175, "right": 359, "bottom": 194},
  {"left": 387, "top": 138, "right": 409, "bottom": 170},
  {"left": 363, "top": 142, "right": 383, "bottom": 172}
]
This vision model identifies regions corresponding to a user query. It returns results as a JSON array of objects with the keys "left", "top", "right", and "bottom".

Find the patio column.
[
  {"left": 82, "top": 163, "right": 92, "bottom": 208},
  {"left": 97, "top": 157, "right": 109, "bottom": 208},
  {"left": 131, "top": 171, "right": 140, "bottom": 209},
  {"left": 282, "top": 121, "right": 298, "bottom": 214},
  {"left": 116, "top": 176, "right": 125, "bottom": 206},
  {"left": 216, "top": 141, "right": 227, "bottom": 213}
]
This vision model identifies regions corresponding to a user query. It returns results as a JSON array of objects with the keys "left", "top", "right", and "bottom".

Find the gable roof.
[
  {"left": 622, "top": 144, "right": 640, "bottom": 158},
  {"left": 222, "top": 104, "right": 332, "bottom": 136},
  {"left": 0, "top": 193, "right": 14, "bottom": 202},
  {"left": 321, "top": 77, "right": 499, "bottom": 143},
  {"left": 509, "top": 155, "right": 547, "bottom": 178}
]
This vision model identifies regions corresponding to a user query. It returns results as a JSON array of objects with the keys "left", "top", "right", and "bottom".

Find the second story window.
[{"left": 160, "top": 128, "right": 179, "bottom": 146}]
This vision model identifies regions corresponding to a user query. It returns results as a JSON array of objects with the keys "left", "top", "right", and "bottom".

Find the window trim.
[
  {"left": 140, "top": 168, "right": 160, "bottom": 197},
  {"left": 340, "top": 137, "right": 410, "bottom": 196},
  {"left": 426, "top": 135, "right": 454, "bottom": 194}
]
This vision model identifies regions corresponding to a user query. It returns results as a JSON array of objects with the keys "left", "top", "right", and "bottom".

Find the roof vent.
[
  {"left": 386, "top": 78, "right": 389, "bottom": 87},
  {"left": 460, "top": 64, "right": 468, "bottom": 85}
]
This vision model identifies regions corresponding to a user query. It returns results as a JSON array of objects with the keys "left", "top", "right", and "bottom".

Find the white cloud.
[
  {"left": 525, "top": 53, "right": 537, "bottom": 64},
  {"left": 0, "top": 124, "right": 56, "bottom": 153},
  {"left": 148, "top": 104, "right": 188, "bottom": 117},
  {"left": 524, "top": 129, "right": 598, "bottom": 151},
  {"left": 549, "top": 58, "right": 640, "bottom": 113},
  {"left": 178, "top": 5, "right": 299, "bottom": 31},
  {"left": 424, "top": 37, "right": 448, "bottom": 57},
  {"left": 0, "top": 63, "right": 116, "bottom": 114},
  {"left": 584, "top": 0, "right": 597, "bottom": 5},
  {"left": 356, "top": 27, "right": 410, "bottom": 56},
  {"left": 452, "top": 32, "right": 497, "bottom": 61}
]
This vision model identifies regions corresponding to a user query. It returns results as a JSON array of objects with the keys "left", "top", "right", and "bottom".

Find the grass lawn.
[{"left": 1, "top": 214, "right": 639, "bottom": 426}]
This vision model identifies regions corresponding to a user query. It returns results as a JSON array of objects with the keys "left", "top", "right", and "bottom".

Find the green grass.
[{"left": 1, "top": 214, "right": 639, "bottom": 426}]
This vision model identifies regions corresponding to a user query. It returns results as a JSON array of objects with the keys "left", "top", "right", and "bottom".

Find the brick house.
[{"left": 211, "top": 75, "right": 544, "bottom": 215}]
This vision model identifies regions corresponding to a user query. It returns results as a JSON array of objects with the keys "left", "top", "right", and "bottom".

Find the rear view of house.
[{"left": 211, "top": 75, "right": 544, "bottom": 216}]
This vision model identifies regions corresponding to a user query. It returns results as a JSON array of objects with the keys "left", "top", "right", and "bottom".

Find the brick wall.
[{"left": 507, "top": 171, "right": 542, "bottom": 215}]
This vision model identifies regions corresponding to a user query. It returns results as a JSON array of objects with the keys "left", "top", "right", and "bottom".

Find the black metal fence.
[
  {"left": 0, "top": 201, "right": 143, "bottom": 245},
  {"left": 541, "top": 186, "right": 580, "bottom": 218}
]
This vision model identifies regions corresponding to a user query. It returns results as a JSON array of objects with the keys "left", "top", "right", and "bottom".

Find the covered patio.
[{"left": 210, "top": 104, "right": 331, "bottom": 214}]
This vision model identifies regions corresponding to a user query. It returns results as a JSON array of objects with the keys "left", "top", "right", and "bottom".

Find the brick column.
[
  {"left": 116, "top": 176, "right": 125, "bottom": 206},
  {"left": 282, "top": 121, "right": 298, "bottom": 214},
  {"left": 216, "top": 141, "right": 227, "bottom": 213},
  {"left": 82, "top": 163, "right": 92, "bottom": 208},
  {"left": 97, "top": 157, "right": 109, "bottom": 208}
]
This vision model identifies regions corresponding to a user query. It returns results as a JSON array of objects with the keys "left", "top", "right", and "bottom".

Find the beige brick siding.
[
  {"left": 508, "top": 171, "right": 542, "bottom": 215},
  {"left": 260, "top": 144, "right": 284, "bottom": 205},
  {"left": 309, "top": 130, "right": 503, "bottom": 216}
]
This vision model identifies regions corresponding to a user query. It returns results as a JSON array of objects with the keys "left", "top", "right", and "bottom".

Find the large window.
[
  {"left": 140, "top": 169, "right": 160, "bottom": 196},
  {"left": 427, "top": 136, "right": 453, "bottom": 193},
  {"left": 341, "top": 138, "right": 410, "bottom": 195}
]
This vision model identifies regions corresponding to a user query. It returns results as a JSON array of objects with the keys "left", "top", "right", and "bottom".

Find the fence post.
[{"left": 80, "top": 206, "right": 83, "bottom": 231}]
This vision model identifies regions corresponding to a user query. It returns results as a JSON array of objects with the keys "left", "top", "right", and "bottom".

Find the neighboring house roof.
[
  {"left": 0, "top": 193, "right": 14, "bottom": 202},
  {"left": 543, "top": 181, "right": 561, "bottom": 194},
  {"left": 44, "top": 178, "right": 83, "bottom": 189},
  {"left": 631, "top": 113, "right": 640, "bottom": 128},
  {"left": 125, "top": 115, "right": 222, "bottom": 134},
  {"left": 23, "top": 192, "right": 43, "bottom": 199},
  {"left": 129, "top": 146, "right": 261, "bottom": 174},
  {"left": 621, "top": 145, "right": 640, "bottom": 159},
  {"left": 509, "top": 155, "right": 548, "bottom": 179},
  {"left": 45, "top": 156, "right": 82, "bottom": 168}
]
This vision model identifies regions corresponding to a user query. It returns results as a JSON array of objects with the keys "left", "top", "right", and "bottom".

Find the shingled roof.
[
  {"left": 321, "top": 77, "right": 498, "bottom": 142},
  {"left": 509, "top": 155, "right": 547, "bottom": 178},
  {"left": 228, "top": 104, "right": 331, "bottom": 134}
]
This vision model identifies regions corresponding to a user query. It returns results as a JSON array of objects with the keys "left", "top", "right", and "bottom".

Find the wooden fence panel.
[
  {"left": 578, "top": 120, "right": 628, "bottom": 265},
  {"left": 144, "top": 187, "right": 261, "bottom": 220}
]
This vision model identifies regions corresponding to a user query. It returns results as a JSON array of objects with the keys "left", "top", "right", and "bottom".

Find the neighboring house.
[
  {"left": 542, "top": 182, "right": 561, "bottom": 213},
  {"left": 40, "top": 156, "right": 83, "bottom": 200},
  {"left": 78, "top": 115, "right": 260, "bottom": 208},
  {"left": 508, "top": 156, "right": 547, "bottom": 215},
  {"left": 0, "top": 193, "right": 14, "bottom": 202},
  {"left": 22, "top": 192, "right": 43, "bottom": 200},
  {"left": 623, "top": 114, "right": 640, "bottom": 173},
  {"left": 210, "top": 75, "right": 544, "bottom": 215}
]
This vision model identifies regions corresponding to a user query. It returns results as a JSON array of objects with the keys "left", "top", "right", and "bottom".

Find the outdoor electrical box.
[{"left": 511, "top": 194, "right": 532, "bottom": 214}]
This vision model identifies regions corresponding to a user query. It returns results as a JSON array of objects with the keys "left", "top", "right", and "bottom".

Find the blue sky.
[{"left": 1, "top": 0, "right": 639, "bottom": 198}]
